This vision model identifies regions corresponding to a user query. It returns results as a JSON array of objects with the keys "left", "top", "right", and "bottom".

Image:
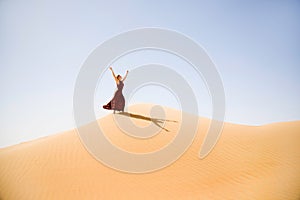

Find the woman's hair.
[{"left": 117, "top": 75, "right": 121, "bottom": 80}]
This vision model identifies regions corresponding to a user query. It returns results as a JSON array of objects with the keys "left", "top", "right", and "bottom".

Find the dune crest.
[{"left": 0, "top": 104, "right": 299, "bottom": 199}]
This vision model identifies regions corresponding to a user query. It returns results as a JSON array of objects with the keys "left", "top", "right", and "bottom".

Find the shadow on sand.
[{"left": 116, "top": 112, "right": 178, "bottom": 132}]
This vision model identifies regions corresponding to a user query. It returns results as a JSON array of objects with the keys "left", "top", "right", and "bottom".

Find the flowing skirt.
[{"left": 103, "top": 90, "right": 125, "bottom": 111}]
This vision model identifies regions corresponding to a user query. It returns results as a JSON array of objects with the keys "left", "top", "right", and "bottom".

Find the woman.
[{"left": 103, "top": 67, "right": 128, "bottom": 113}]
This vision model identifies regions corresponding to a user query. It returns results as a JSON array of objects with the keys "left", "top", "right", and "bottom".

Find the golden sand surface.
[{"left": 0, "top": 105, "right": 299, "bottom": 199}]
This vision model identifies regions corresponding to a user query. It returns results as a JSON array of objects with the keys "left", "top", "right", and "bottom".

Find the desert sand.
[{"left": 0, "top": 104, "right": 299, "bottom": 200}]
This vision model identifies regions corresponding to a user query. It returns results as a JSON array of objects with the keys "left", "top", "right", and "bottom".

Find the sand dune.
[{"left": 0, "top": 104, "right": 299, "bottom": 200}]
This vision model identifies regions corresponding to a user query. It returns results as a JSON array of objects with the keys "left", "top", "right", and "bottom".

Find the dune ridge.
[{"left": 0, "top": 104, "right": 299, "bottom": 200}]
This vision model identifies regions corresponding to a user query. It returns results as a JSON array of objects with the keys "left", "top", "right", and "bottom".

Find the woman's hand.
[{"left": 109, "top": 67, "right": 113, "bottom": 71}]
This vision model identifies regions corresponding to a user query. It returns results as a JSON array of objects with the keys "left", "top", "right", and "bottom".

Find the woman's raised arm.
[
  {"left": 109, "top": 67, "right": 118, "bottom": 82},
  {"left": 122, "top": 70, "right": 129, "bottom": 81}
]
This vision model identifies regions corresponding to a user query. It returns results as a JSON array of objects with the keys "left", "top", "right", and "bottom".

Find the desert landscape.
[{"left": 0, "top": 104, "right": 299, "bottom": 200}]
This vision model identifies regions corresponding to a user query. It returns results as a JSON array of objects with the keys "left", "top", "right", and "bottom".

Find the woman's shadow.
[{"left": 116, "top": 112, "right": 178, "bottom": 132}]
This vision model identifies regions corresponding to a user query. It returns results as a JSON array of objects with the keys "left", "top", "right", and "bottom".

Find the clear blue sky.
[{"left": 1, "top": 0, "right": 300, "bottom": 147}]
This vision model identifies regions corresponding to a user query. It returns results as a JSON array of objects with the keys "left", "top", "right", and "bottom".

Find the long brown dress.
[{"left": 103, "top": 81, "right": 125, "bottom": 111}]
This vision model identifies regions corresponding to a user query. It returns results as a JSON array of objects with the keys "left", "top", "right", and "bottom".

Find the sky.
[{"left": 0, "top": 0, "right": 300, "bottom": 147}]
